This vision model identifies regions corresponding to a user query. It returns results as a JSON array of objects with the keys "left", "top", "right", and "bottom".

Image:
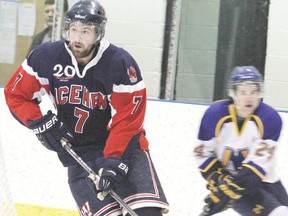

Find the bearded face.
[{"left": 67, "top": 22, "right": 101, "bottom": 59}]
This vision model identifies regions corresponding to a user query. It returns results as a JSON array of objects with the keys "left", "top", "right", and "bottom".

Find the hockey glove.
[
  {"left": 206, "top": 168, "right": 231, "bottom": 192},
  {"left": 27, "top": 110, "right": 74, "bottom": 152},
  {"left": 86, "top": 172, "right": 109, "bottom": 201},
  {"left": 98, "top": 157, "right": 129, "bottom": 192},
  {"left": 203, "top": 176, "right": 245, "bottom": 215}
]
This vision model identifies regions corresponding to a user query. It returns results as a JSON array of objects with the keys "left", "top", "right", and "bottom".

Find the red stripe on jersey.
[
  {"left": 4, "top": 65, "right": 50, "bottom": 126},
  {"left": 104, "top": 87, "right": 148, "bottom": 157}
]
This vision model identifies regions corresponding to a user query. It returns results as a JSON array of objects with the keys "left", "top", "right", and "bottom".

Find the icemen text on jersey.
[{"left": 5, "top": 39, "right": 149, "bottom": 166}]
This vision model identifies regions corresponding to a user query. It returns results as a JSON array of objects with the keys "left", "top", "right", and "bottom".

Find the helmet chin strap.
[{"left": 94, "top": 35, "right": 102, "bottom": 46}]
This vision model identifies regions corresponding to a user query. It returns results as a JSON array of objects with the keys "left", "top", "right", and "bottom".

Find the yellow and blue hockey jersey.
[{"left": 195, "top": 100, "right": 282, "bottom": 183}]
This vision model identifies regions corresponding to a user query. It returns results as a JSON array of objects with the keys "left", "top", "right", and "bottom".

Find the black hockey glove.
[
  {"left": 206, "top": 168, "right": 231, "bottom": 192},
  {"left": 27, "top": 110, "right": 74, "bottom": 152},
  {"left": 202, "top": 176, "right": 245, "bottom": 215},
  {"left": 98, "top": 157, "right": 129, "bottom": 192},
  {"left": 233, "top": 166, "right": 262, "bottom": 196}
]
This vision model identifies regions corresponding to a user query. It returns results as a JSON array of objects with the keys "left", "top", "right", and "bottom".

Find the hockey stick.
[
  {"left": 199, "top": 205, "right": 210, "bottom": 216},
  {"left": 199, "top": 197, "right": 232, "bottom": 216},
  {"left": 51, "top": 0, "right": 64, "bottom": 42},
  {"left": 60, "top": 139, "right": 138, "bottom": 216}
]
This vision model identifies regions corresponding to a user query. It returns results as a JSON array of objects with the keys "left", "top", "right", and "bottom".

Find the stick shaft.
[{"left": 60, "top": 140, "right": 138, "bottom": 216}]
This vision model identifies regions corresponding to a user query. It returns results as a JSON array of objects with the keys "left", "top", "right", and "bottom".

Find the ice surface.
[{"left": 1, "top": 90, "right": 288, "bottom": 215}]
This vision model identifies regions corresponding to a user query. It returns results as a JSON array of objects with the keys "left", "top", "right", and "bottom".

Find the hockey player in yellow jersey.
[{"left": 194, "top": 66, "right": 288, "bottom": 216}]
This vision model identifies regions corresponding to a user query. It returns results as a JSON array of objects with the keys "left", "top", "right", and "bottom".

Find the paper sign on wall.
[
  {"left": 18, "top": 3, "right": 36, "bottom": 36},
  {"left": 0, "top": 0, "right": 17, "bottom": 64}
]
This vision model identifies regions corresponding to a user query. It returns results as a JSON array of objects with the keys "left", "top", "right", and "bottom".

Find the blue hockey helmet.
[
  {"left": 63, "top": 0, "right": 107, "bottom": 41},
  {"left": 228, "top": 66, "right": 263, "bottom": 98}
]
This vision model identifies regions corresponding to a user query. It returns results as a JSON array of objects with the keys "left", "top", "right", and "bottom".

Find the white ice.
[{"left": 1, "top": 89, "right": 288, "bottom": 216}]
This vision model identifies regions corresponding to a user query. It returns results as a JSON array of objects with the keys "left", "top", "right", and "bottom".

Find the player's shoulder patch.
[{"left": 127, "top": 66, "right": 138, "bottom": 83}]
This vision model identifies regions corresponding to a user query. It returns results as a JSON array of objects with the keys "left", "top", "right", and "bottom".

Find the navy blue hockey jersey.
[{"left": 5, "top": 39, "right": 149, "bottom": 166}]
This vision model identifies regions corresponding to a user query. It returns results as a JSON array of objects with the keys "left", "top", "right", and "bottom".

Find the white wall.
[
  {"left": 101, "top": 0, "right": 288, "bottom": 108},
  {"left": 176, "top": 0, "right": 220, "bottom": 103},
  {"left": 68, "top": 0, "right": 166, "bottom": 98},
  {"left": 264, "top": 0, "right": 288, "bottom": 109},
  {"left": 1, "top": 88, "right": 288, "bottom": 215},
  {"left": 67, "top": 0, "right": 288, "bottom": 108},
  {"left": 98, "top": 0, "right": 166, "bottom": 98}
]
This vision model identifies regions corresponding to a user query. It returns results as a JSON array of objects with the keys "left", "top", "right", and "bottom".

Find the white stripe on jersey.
[
  {"left": 113, "top": 80, "right": 145, "bottom": 93},
  {"left": 22, "top": 59, "right": 50, "bottom": 85},
  {"left": 64, "top": 39, "right": 110, "bottom": 78}
]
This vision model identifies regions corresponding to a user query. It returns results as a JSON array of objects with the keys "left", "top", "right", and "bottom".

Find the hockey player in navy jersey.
[
  {"left": 4, "top": 0, "right": 169, "bottom": 215},
  {"left": 194, "top": 66, "right": 288, "bottom": 216}
]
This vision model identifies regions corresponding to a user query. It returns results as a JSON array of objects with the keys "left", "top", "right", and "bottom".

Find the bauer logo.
[
  {"left": 118, "top": 163, "right": 129, "bottom": 174},
  {"left": 127, "top": 67, "right": 137, "bottom": 83},
  {"left": 32, "top": 115, "right": 58, "bottom": 134},
  {"left": 75, "top": 14, "right": 87, "bottom": 19}
]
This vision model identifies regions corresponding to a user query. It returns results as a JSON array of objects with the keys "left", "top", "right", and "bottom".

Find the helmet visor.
[
  {"left": 63, "top": 20, "right": 101, "bottom": 43},
  {"left": 234, "top": 82, "right": 262, "bottom": 98}
]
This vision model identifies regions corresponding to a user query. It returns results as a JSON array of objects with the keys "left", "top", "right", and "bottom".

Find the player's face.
[
  {"left": 234, "top": 83, "right": 261, "bottom": 117},
  {"left": 68, "top": 22, "right": 99, "bottom": 60},
  {"left": 44, "top": 4, "right": 55, "bottom": 28}
]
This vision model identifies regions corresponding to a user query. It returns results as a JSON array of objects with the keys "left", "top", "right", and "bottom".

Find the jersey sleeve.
[
  {"left": 194, "top": 101, "right": 228, "bottom": 178},
  {"left": 4, "top": 57, "right": 50, "bottom": 127},
  {"left": 103, "top": 54, "right": 148, "bottom": 158},
  {"left": 242, "top": 104, "right": 282, "bottom": 180}
]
